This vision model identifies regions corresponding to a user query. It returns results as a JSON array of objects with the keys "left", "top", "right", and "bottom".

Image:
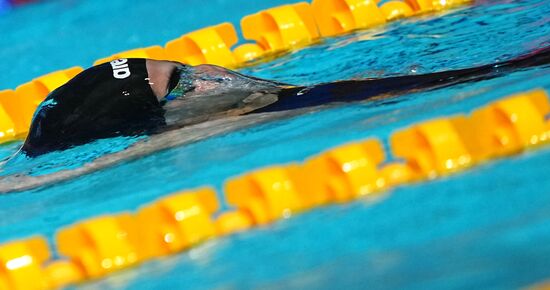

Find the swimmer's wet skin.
[{"left": 21, "top": 46, "right": 550, "bottom": 156}]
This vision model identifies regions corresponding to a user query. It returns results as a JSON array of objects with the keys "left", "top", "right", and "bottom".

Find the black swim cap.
[{"left": 22, "top": 58, "right": 166, "bottom": 156}]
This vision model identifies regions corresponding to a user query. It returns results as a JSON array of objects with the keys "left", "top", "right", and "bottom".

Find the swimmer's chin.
[{"left": 162, "top": 64, "right": 292, "bottom": 126}]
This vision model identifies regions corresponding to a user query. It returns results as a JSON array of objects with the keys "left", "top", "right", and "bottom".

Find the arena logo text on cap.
[{"left": 110, "top": 59, "right": 131, "bottom": 79}]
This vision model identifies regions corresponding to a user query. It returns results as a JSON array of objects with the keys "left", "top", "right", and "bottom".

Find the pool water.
[{"left": 1, "top": 0, "right": 550, "bottom": 289}]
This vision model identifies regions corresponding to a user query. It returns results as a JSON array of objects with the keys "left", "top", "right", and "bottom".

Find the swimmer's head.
[
  {"left": 146, "top": 60, "right": 288, "bottom": 125},
  {"left": 22, "top": 58, "right": 167, "bottom": 156},
  {"left": 22, "top": 58, "right": 288, "bottom": 156},
  {"left": 146, "top": 59, "right": 287, "bottom": 100}
]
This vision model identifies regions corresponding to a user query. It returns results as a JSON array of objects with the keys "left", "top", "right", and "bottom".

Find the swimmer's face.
[
  {"left": 145, "top": 59, "right": 287, "bottom": 124},
  {"left": 145, "top": 59, "right": 286, "bottom": 102},
  {"left": 146, "top": 59, "right": 235, "bottom": 101}
]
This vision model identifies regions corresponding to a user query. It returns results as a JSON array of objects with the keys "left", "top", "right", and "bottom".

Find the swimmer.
[{"left": 21, "top": 46, "right": 550, "bottom": 157}]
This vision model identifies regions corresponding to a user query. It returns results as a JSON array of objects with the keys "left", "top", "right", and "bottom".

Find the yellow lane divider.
[
  {"left": 381, "top": 1, "right": 414, "bottom": 20},
  {"left": 312, "top": 0, "right": 386, "bottom": 37},
  {"left": 0, "top": 0, "right": 471, "bottom": 144},
  {"left": 0, "top": 88, "right": 547, "bottom": 289},
  {"left": 391, "top": 116, "right": 475, "bottom": 178},
  {"left": 165, "top": 23, "right": 240, "bottom": 67},
  {"left": 241, "top": 2, "right": 320, "bottom": 52},
  {"left": 134, "top": 188, "right": 219, "bottom": 260}
]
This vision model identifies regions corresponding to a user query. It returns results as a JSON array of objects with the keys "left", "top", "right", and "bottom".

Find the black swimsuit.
[{"left": 252, "top": 46, "right": 550, "bottom": 113}]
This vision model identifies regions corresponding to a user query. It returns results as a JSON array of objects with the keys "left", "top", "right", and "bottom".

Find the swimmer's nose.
[{"left": 145, "top": 59, "right": 184, "bottom": 100}]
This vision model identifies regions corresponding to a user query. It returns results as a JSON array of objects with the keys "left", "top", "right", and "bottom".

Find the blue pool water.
[{"left": 1, "top": 0, "right": 550, "bottom": 289}]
